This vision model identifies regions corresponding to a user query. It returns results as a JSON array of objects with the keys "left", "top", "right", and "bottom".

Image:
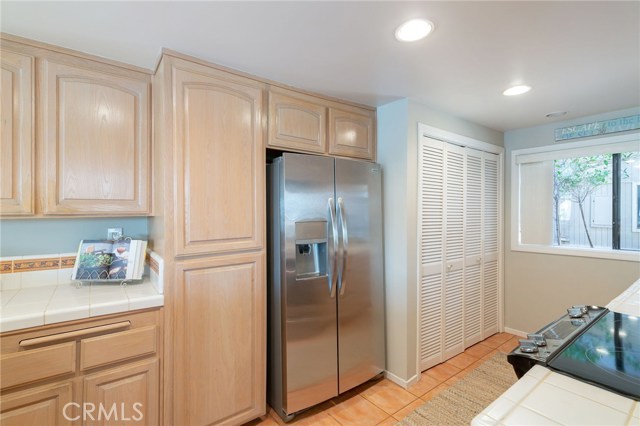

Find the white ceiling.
[{"left": 2, "top": 1, "right": 639, "bottom": 132}]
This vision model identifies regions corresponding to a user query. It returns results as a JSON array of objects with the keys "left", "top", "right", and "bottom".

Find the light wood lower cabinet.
[
  {"left": 0, "top": 309, "right": 162, "bottom": 426},
  {"left": 84, "top": 358, "right": 159, "bottom": 426},
  {"left": 173, "top": 253, "right": 265, "bottom": 426},
  {"left": 0, "top": 380, "right": 76, "bottom": 426}
]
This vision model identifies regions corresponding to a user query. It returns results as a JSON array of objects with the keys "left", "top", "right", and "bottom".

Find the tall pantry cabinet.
[
  {"left": 151, "top": 52, "right": 265, "bottom": 426},
  {"left": 418, "top": 136, "right": 502, "bottom": 371}
]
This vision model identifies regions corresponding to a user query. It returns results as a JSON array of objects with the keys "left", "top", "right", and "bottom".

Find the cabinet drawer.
[
  {"left": 81, "top": 326, "right": 157, "bottom": 370},
  {"left": 0, "top": 342, "right": 76, "bottom": 389}
]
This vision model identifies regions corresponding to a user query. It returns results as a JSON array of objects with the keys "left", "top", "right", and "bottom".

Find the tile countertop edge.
[{"left": 0, "top": 279, "right": 164, "bottom": 333}]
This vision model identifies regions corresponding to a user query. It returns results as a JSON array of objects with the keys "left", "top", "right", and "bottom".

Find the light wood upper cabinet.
[
  {"left": 0, "top": 380, "right": 76, "bottom": 426},
  {"left": 40, "top": 58, "right": 150, "bottom": 215},
  {"left": 328, "top": 106, "right": 376, "bottom": 161},
  {"left": 268, "top": 88, "right": 326, "bottom": 154},
  {"left": 172, "top": 59, "right": 264, "bottom": 256},
  {"left": 174, "top": 253, "right": 265, "bottom": 426},
  {"left": 0, "top": 49, "right": 34, "bottom": 215}
]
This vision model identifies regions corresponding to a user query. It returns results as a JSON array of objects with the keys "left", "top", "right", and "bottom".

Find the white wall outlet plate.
[{"left": 108, "top": 228, "right": 123, "bottom": 240}]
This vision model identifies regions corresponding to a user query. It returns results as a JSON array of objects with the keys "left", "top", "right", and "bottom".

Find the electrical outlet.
[{"left": 107, "top": 228, "right": 123, "bottom": 240}]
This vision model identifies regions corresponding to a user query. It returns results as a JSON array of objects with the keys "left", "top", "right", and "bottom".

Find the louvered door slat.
[
  {"left": 420, "top": 274, "right": 443, "bottom": 368},
  {"left": 483, "top": 153, "right": 500, "bottom": 337},
  {"left": 483, "top": 260, "right": 499, "bottom": 335},
  {"left": 420, "top": 143, "right": 444, "bottom": 265},
  {"left": 464, "top": 148, "right": 483, "bottom": 347},
  {"left": 445, "top": 147, "right": 465, "bottom": 262},
  {"left": 442, "top": 144, "right": 465, "bottom": 360},
  {"left": 464, "top": 264, "right": 482, "bottom": 346},
  {"left": 443, "top": 269, "right": 464, "bottom": 359},
  {"left": 418, "top": 138, "right": 445, "bottom": 370}
]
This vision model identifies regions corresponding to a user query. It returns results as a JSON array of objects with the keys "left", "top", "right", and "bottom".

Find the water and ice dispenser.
[{"left": 294, "top": 221, "right": 327, "bottom": 280}]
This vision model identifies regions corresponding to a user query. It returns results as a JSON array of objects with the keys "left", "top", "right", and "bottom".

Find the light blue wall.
[
  {"left": 377, "top": 99, "right": 411, "bottom": 380},
  {"left": 0, "top": 218, "right": 149, "bottom": 256}
]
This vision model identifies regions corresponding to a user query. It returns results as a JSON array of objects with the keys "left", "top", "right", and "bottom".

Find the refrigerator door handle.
[
  {"left": 328, "top": 198, "right": 339, "bottom": 298},
  {"left": 337, "top": 197, "right": 349, "bottom": 296}
]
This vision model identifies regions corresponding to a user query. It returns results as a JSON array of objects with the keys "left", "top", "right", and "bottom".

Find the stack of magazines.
[{"left": 71, "top": 239, "right": 147, "bottom": 281}]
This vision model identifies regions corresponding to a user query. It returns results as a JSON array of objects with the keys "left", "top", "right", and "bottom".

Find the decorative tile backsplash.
[
  {"left": 1, "top": 254, "right": 76, "bottom": 274},
  {"left": 0, "top": 254, "right": 158, "bottom": 274},
  {"left": 0, "top": 252, "right": 161, "bottom": 293}
]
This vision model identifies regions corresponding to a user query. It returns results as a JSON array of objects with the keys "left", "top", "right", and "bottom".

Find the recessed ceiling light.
[
  {"left": 545, "top": 111, "right": 567, "bottom": 118},
  {"left": 502, "top": 85, "right": 532, "bottom": 96},
  {"left": 395, "top": 19, "right": 434, "bottom": 42}
]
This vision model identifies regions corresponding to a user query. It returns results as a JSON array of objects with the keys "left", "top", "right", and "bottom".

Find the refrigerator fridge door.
[
  {"left": 335, "top": 158, "right": 385, "bottom": 393},
  {"left": 280, "top": 153, "right": 339, "bottom": 414}
]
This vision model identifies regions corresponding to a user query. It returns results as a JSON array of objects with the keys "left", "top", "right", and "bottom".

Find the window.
[{"left": 512, "top": 133, "right": 640, "bottom": 261}]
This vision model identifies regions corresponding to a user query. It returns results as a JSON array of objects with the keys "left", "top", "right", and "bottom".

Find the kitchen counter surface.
[
  {"left": 0, "top": 279, "right": 163, "bottom": 333},
  {"left": 472, "top": 278, "right": 640, "bottom": 426}
]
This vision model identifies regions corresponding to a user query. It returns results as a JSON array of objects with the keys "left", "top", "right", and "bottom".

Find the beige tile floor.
[{"left": 244, "top": 332, "right": 519, "bottom": 426}]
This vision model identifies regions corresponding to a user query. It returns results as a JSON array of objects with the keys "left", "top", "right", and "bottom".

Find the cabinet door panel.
[
  {"left": 83, "top": 358, "right": 159, "bottom": 426},
  {"left": 41, "top": 59, "right": 150, "bottom": 215},
  {"left": 0, "top": 381, "right": 75, "bottom": 426},
  {"left": 174, "top": 253, "right": 265, "bottom": 426},
  {"left": 328, "top": 107, "right": 375, "bottom": 160},
  {"left": 0, "top": 49, "right": 34, "bottom": 215},
  {"left": 173, "top": 63, "right": 264, "bottom": 255},
  {"left": 268, "top": 89, "right": 326, "bottom": 153}
]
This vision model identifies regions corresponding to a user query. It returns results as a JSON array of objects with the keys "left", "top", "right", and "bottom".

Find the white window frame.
[{"left": 511, "top": 132, "right": 640, "bottom": 262}]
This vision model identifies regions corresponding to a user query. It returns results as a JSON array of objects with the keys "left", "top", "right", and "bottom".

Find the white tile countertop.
[
  {"left": 606, "top": 278, "right": 640, "bottom": 315},
  {"left": 472, "top": 278, "right": 640, "bottom": 426},
  {"left": 0, "top": 279, "right": 163, "bottom": 333}
]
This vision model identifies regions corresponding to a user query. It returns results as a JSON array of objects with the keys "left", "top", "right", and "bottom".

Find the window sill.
[{"left": 511, "top": 243, "right": 640, "bottom": 262}]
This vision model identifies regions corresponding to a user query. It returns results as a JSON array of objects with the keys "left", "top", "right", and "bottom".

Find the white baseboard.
[
  {"left": 504, "top": 327, "right": 527, "bottom": 337},
  {"left": 384, "top": 370, "right": 419, "bottom": 389}
]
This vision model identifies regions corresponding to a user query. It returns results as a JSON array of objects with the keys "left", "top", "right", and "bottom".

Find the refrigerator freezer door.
[
  {"left": 281, "top": 153, "right": 339, "bottom": 414},
  {"left": 335, "top": 158, "right": 385, "bottom": 393}
]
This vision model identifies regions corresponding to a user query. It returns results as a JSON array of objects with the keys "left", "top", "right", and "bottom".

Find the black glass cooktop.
[{"left": 548, "top": 311, "right": 640, "bottom": 400}]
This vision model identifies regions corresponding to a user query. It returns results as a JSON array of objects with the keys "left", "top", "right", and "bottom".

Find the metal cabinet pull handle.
[{"left": 19, "top": 321, "right": 131, "bottom": 348}]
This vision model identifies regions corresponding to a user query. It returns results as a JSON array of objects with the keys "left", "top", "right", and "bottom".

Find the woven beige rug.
[{"left": 398, "top": 353, "right": 517, "bottom": 426}]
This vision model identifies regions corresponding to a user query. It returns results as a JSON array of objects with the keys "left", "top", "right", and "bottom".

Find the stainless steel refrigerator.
[{"left": 267, "top": 153, "right": 385, "bottom": 422}]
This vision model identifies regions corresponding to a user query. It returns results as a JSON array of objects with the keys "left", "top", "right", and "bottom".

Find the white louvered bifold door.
[
  {"left": 418, "top": 138, "right": 445, "bottom": 370},
  {"left": 419, "top": 136, "right": 501, "bottom": 371},
  {"left": 482, "top": 153, "right": 500, "bottom": 337},
  {"left": 463, "top": 148, "right": 483, "bottom": 347},
  {"left": 442, "top": 143, "right": 465, "bottom": 360}
]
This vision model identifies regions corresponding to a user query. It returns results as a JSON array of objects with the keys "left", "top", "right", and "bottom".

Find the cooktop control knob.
[
  {"left": 527, "top": 333, "right": 547, "bottom": 346},
  {"left": 518, "top": 339, "right": 538, "bottom": 353},
  {"left": 572, "top": 305, "right": 588, "bottom": 314},
  {"left": 567, "top": 307, "right": 584, "bottom": 318}
]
